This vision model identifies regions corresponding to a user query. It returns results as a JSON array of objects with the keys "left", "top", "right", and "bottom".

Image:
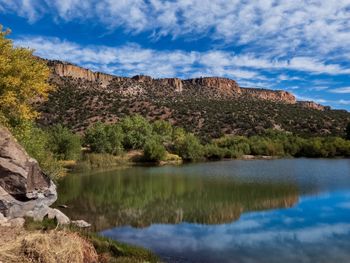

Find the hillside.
[{"left": 36, "top": 59, "right": 350, "bottom": 139}]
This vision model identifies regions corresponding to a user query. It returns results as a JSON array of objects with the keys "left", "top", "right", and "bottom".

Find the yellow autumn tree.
[{"left": 0, "top": 25, "right": 52, "bottom": 129}]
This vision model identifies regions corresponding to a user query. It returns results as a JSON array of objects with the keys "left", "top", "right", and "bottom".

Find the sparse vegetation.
[{"left": 38, "top": 72, "right": 350, "bottom": 140}]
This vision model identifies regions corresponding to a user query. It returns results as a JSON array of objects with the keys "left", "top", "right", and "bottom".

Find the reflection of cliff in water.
[{"left": 57, "top": 168, "right": 299, "bottom": 231}]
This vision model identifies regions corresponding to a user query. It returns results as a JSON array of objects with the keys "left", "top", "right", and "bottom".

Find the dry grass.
[{"left": 0, "top": 227, "right": 98, "bottom": 263}]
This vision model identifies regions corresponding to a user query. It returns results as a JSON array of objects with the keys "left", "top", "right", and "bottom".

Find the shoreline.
[{"left": 61, "top": 151, "right": 350, "bottom": 175}]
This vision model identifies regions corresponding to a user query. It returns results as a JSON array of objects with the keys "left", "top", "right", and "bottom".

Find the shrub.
[
  {"left": 84, "top": 122, "right": 124, "bottom": 155},
  {"left": 13, "top": 123, "right": 64, "bottom": 180},
  {"left": 143, "top": 138, "right": 166, "bottom": 162},
  {"left": 152, "top": 120, "right": 173, "bottom": 143},
  {"left": 174, "top": 133, "right": 203, "bottom": 161},
  {"left": 120, "top": 115, "right": 153, "bottom": 149},
  {"left": 214, "top": 136, "right": 251, "bottom": 156},
  {"left": 299, "top": 138, "right": 324, "bottom": 157},
  {"left": 48, "top": 124, "right": 81, "bottom": 160},
  {"left": 346, "top": 122, "right": 350, "bottom": 140},
  {"left": 104, "top": 124, "right": 124, "bottom": 155},
  {"left": 203, "top": 144, "right": 226, "bottom": 160}
]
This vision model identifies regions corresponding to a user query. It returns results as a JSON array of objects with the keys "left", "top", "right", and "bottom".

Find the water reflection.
[
  {"left": 101, "top": 191, "right": 350, "bottom": 263},
  {"left": 57, "top": 159, "right": 350, "bottom": 262},
  {"left": 57, "top": 167, "right": 298, "bottom": 230}
]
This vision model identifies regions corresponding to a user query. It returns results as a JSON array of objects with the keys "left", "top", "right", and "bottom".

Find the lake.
[{"left": 57, "top": 159, "right": 350, "bottom": 263}]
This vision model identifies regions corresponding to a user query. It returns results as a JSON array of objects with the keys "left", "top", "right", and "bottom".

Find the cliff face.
[
  {"left": 297, "top": 101, "right": 330, "bottom": 111},
  {"left": 48, "top": 60, "right": 114, "bottom": 87},
  {"left": 45, "top": 60, "right": 329, "bottom": 107},
  {"left": 242, "top": 88, "right": 296, "bottom": 104}
]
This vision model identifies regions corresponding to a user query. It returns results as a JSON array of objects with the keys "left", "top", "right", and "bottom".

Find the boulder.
[
  {"left": 0, "top": 126, "right": 57, "bottom": 220},
  {"left": 72, "top": 220, "right": 91, "bottom": 228},
  {"left": 47, "top": 208, "right": 70, "bottom": 225}
]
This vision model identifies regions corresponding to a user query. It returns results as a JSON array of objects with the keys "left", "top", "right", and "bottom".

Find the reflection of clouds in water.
[
  {"left": 338, "top": 202, "right": 350, "bottom": 209},
  {"left": 102, "top": 191, "right": 350, "bottom": 263}
]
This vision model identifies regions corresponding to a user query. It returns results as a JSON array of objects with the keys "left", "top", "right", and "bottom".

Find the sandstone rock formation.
[
  {"left": 297, "top": 101, "right": 329, "bottom": 111},
  {"left": 157, "top": 78, "right": 183, "bottom": 92},
  {"left": 0, "top": 126, "right": 57, "bottom": 221},
  {"left": 48, "top": 60, "right": 114, "bottom": 87},
  {"left": 44, "top": 59, "right": 329, "bottom": 109},
  {"left": 45, "top": 60, "right": 301, "bottom": 104},
  {"left": 242, "top": 88, "right": 296, "bottom": 104},
  {"left": 132, "top": 75, "right": 153, "bottom": 82},
  {"left": 188, "top": 77, "right": 241, "bottom": 93}
]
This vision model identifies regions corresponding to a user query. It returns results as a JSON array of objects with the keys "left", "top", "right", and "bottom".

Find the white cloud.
[
  {"left": 329, "top": 87, "right": 350, "bottom": 94},
  {"left": 2, "top": 0, "right": 350, "bottom": 59},
  {"left": 14, "top": 35, "right": 350, "bottom": 84},
  {"left": 338, "top": 100, "right": 350, "bottom": 105}
]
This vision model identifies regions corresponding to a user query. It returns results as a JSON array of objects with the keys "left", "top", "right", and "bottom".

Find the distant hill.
[{"left": 36, "top": 59, "right": 350, "bottom": 139}]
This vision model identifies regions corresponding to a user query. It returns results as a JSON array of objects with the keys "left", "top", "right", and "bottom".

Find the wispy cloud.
[
  {"left": 329, "top": 87, "right": 350, "bottom": 94},
  {"left": 14, "top": 36, "right": 350, "bottom": 79},
  {"left": 2, "top": 1, "right": 350, "bottom": 58}
]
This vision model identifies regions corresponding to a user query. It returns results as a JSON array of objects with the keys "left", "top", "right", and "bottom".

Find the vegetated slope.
[{"left": 37, "top": 59, "right": 350, "bottom": 139}]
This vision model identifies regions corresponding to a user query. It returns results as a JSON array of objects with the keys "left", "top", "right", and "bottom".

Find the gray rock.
[
  {"left": 0, "top": 125, "right": 57, "bottom": 220},
  {"left": 47, "top": 208, "right": 70, "bottom": 225},
  {"left": 72, "top": 220, "right": 91, "bottom": 228},
  {"left": 0, "top": 212, "right": 9, "bottom": 226}
]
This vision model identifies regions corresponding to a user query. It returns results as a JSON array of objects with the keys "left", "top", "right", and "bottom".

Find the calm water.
[{"left": 57, "top": 159, "right": 350, "bottom": 263}]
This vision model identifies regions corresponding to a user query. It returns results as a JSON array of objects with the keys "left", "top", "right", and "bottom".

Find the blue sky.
[{"left": 0, "top": 0, "right": 350, "bottom": 110}]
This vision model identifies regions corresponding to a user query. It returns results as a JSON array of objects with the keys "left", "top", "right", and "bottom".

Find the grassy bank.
[
  {"left": 0, "top": 218, "right": 159, "bottom": 263},
  {"left": 25, "top": 115, "right": 349, "bottom": 174}
]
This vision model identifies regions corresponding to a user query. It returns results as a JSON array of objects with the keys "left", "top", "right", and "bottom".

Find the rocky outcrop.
[
  {"left": 48, "top": 60, "right": 114, "bottom": 87},
  {"left": 242, "top": 88, "right": 296, "bottom": 104},
  {"left": 0, "top": 126, "right": 57, "bottom": 221},
  {"left": 187, "top": 77, "right": 241, "bottom": 94},
  {"left": 132, "top": 75, "right": 153, "bottom": 83},
  {"left": 45, "top": 59, "right": 327, "bottom": 107},
  {"left": 157, "top": 78, "right": 183, "bottom": 92},
  {"left": 297, "top": 101, "right": 330, "bottom": 111}
]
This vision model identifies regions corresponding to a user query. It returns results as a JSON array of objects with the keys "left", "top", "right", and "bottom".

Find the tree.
[
  {"left": 120, "top": 115, "right": 153, "bottom": 149},
  {"left": 48, "top": 124, "right": 81, "bottom": 160},
  {"left": 152, "top": 120, "right": 173, "bottom": 143},
  {"left": 143, "top": 138, "right": 166, "bottom": 162},
  {"left": 0, "top": 25, "right": 52, "bottom": 129},
  {"left": 174, "top": 133, "right": 203, "bottom": 161},
  {"left": 84, "top": 122, "right": 124, "bottom": 155},
  {"left": 346, "top": 122, "right": 350, "bottom": 140}
]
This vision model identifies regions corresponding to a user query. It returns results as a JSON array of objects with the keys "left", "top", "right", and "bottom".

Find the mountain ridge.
[
  {"left": 36, "top": 58, "right": 350, "bottom": 138},
  {"left": 47, "top": 59, "right": 320, "bottom": 108}
]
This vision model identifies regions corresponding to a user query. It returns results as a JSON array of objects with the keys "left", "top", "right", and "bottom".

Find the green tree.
[
  {"left": 143, "top": 138, "right": 166, "bottom": 162},
  {"left": 48, "top": 124, "right": 81, "bottom": 160},
  {"left": 152, "top": 120, "right": 173, "bottom": 143},
  {"left": 120, "top": 115, "right": 152, "bottom": 149},
  {"left": 13, "top": 123, "right": 64, "bottom": 180},
  {"left": 0, "top": 26, "right": 52, "bottom": 129},
  {"left": 105, "top": 124, "right": 124, "bottom": 155},
  {"left": 174, "top": 133, "right": 203, "bottom": 161},
  {"left": 84, "top": 122, "right": 124, "bottom": 155}
]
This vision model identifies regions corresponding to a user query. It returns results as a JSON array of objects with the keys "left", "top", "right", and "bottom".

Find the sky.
[{"left": 0, "top": 0, "right": 350, "bottom": 110}]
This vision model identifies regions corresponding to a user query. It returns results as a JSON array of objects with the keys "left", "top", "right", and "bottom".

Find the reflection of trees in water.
[{"left": 57, "top": 169, "right": 299, "bottom": 231}]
